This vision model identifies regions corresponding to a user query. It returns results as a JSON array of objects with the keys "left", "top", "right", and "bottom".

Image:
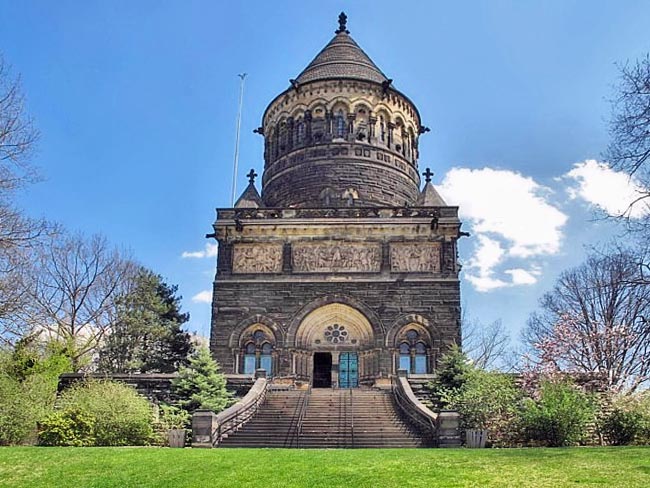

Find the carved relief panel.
[
  {"left": 232, "top": 243, "right": 283, "bottom": 274},
  {"left": 390, "top": 242, "right": 441, "bottom": 273},
  {"left": 292, "top": 242, "right": 381, "bottom": 273}
]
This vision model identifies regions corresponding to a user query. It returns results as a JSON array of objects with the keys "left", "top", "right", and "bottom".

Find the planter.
[
  {"left": 168, "top": 429, "right": 186, "bottom": 448},
  {"left": 465, "top": 429, "right": 487, "bottom": 448}
]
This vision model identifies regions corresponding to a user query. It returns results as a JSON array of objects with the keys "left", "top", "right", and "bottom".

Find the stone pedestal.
[
  {"left": 436, "top": 410, "right": 461, "bottom": 448},
  {"left": 191, "top": 410, "right": 218, "bottom": 448}
]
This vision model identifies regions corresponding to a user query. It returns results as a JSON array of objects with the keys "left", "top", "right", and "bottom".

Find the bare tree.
[
  {"left": 462, "top": 310, "right": 512, "bottom": 370},
  {"left": 0, "top": 55, "right": 38, "bottom": 174},
  {"left": 19, "top": 232, "right": 136, "bottom": 370},
  {"left": 524, "top": 248, "right": 650, "bottom": 393},
  {"left": 606, "top": 54, "right": 650, "bottom": 232},
  {"left": 0, "top": 54, "right": 48, "bottom": 341}
]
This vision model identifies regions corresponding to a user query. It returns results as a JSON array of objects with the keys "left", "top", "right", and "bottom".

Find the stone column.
[{"left": 331, "top": 351, "right": 340, "bottom": 388}]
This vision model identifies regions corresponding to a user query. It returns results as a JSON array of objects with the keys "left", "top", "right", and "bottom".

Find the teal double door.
[{"left": 338, "top": 352, "right": 359, "bottom": 388}]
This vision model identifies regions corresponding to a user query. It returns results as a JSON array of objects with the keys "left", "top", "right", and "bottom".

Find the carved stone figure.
[
  {"left": 232, "top": 243, "right": 283, "bottom": 273},
  {"left": 390, "top": 242, "right": 441, "bottom": 272},
  {"left": 292, "top": 242, "right": 381, "bottom": 273}
]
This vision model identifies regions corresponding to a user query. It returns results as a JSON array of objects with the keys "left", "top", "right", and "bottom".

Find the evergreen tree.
[
  {"left": 97, "top": 267, "right": 193, "bottom": 373},
  {"left": 172, "top": 346, "right": 232, "bottom": 413},
  {"left": 428, "top": 345, "right": 473, "bottom": 410}
]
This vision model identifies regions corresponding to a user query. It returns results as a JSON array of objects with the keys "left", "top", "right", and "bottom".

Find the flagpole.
[{"left": 231, "top": 73, "right": 247, "bottom": 206}]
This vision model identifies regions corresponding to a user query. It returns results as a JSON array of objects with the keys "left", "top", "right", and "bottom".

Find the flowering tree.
[{"left": 524, "top": 248, "right": 650, "bottom": 393}]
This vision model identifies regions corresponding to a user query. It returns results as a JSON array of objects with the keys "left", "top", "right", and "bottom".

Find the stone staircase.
[
  {"left": 219, "top": 387, "right": 426, "bottom": 448},
  {"left": 219, "top": 389, "right": 306, "bottom": 448}
]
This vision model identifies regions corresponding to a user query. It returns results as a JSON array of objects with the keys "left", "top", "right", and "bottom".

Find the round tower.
[{"left": 259, "top": 13, "right": 425, "bottom": 208}]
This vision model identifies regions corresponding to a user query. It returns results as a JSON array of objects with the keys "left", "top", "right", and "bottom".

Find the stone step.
[{"left": 219, "top": 388, "right": 425, "bottom": 448}]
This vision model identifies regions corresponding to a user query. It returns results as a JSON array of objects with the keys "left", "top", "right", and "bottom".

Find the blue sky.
[{"left": 1, "top": 1, "right": 649, "bottom": 342}]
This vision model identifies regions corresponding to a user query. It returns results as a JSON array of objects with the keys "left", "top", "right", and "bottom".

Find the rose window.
[{"left": 324, "top": 324, "right": 348, "bottom": 344}]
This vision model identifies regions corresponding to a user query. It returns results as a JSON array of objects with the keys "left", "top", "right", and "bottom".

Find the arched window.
[
  {"left": 397, "top": 329, "right": 429, "bottom": 375},
  {"left": 279, "top": 121, "right": 288, "bottom": 152},
  {"left": 241, "top": 329, "right": 274, "bottom": 376},
  {"left": 380, "top": 116, "right": 386, "bottom": 143},
  {"left": 296, "top": 120, "right": 305, "bottom": 145},
  {"left": 260, "top": 342, "right": 273, "bottom": 375},
  {"left": 399, "top": 342, "right": 411, "bottom": 372},
  {"left": 414, "top": 341, "right": 427, "bottom": 374},
  {"left": 335, "top": 110, "right": 346, "bottom": 138},
  {"left": 244, "top": 342, "right": 256, "bottom": 374}
]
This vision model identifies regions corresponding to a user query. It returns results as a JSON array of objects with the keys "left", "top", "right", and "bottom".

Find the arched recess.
[
  {"left": 387, "top": 314, "right": 438, "bottom": 375},
  {"left": 228, "top": 314, "right": 284, "bottom": 349},
  {"left": 228, "top": 315, "right": 284, "bottom": 376},
  {"left": 386, "top": 314, "right": 433, "bottom": 346},
  {"left": 287, "top": 295, "right": 384, "bottom": 347},
  {"left": 294, "top": 303, "right": 374, "bottom": 349}
]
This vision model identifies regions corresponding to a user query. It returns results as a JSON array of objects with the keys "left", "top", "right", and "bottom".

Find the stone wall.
[
  {"left": 211, "top": 279, "right": 461, "bottom": 376},
  {"left": 58, "top": 373, "right": 253, "bottom": 404},
  {"left": 262, "top": 143, "right": 420, "bottom": 207}
]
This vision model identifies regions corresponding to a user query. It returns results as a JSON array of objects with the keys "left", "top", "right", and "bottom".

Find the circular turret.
[{"left": 260, "top": 15, "right": 424, "bottom": 208}]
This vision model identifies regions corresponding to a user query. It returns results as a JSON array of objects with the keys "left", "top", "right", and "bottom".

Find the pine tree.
[
  {"left": 172, "top": 346, "right": 232, "bottom": 413},
  {"left": 428, "top": 345, "right": 473, "bottom": 410},
  {"left": 97, "top": 267, "right": 193, "bottom": 373}
]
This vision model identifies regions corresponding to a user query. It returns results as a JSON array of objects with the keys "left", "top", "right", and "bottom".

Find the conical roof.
[
  {"left": 417, "top": 182, "right": 448, "bottom": 207},
  {"left": 234, "top": 182, "right": 263, "bottom": 209},
  {"left": 295, "top": 26, "right": 388, "bottom": 85}
]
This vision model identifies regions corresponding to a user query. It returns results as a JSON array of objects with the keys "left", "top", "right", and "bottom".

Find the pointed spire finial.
[
  {"left": 247, "top": 168, "right": 258, "bottom": 185},
  {"left": 336, "top": 12, "right": 349, "bottom": 34},
  {"left": 423, "top": 168, "right": 434, "bottom": 183}
]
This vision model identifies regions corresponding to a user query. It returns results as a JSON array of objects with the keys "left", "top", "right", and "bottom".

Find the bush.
[
  {"left": 441, "top": 369, "right": 522, "bottom": 447},
  {"left": 38, "top": 408, "right": 95, "bottom": 447},
  {"left": 0, "top": 343, "right": 72, "bottom": 445},
  {"left": 521, "top": 380, "right": 595, "bottom": 447},
  {"left": 150, "top": 404, "right": 192, "bottom": 447},
  {"left": 39, "top": 379, "right": 154, "bottom": 446},
  {"left": 601, "top": 393, "right": 650, "bottom": 445}
]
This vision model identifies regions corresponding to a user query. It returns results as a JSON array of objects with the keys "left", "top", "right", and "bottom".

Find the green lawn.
[{"left": 0, "top": 447, "right": 648, "bottom": 487}]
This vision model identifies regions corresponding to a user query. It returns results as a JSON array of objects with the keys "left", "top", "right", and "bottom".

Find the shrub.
[
  {"left": 0, "top": 343, "right": 72, "bottom": 445},
  {"left": 172, "top": 347, "right": 232, "bottom": 413},
  {"left": 441, "top": 369, "right": 522, "bottom": 447},
  {"left": 38, "top": 408, "right": 95, "bottom": 447},
  {"left": 150, "top": 404, "right": 192, "bottom": 447},
  {"left": 39, "top": 379, "right": 154, "bottom": 446},
  {"left": 521, "top": 380, "right": 595, "bottom": 447},
  {"left": 601, "top": 392, "right": 650, "bottom": 445}
]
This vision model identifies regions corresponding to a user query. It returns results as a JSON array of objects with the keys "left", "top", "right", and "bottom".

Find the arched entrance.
[{"left": 292, "top": 303, "right": 376, "bottom": 388}]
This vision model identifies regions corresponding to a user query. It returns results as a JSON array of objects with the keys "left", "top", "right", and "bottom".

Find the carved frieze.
[
  {"left": 390, "top": 242, "right": 441, "bottom": 272},
  {"left": 292, "top": 242, "right": 381, "bottom": 273},
  {"left": 232, "top": 243, "right": 283, "bottom": 274}
]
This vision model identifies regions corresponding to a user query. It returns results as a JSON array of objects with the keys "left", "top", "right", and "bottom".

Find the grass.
[{"left": 0, "top": 447, "right": 648, "bottom": 487}]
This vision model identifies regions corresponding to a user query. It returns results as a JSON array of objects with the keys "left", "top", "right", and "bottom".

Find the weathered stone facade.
[{"left": 209, "top": 15, "right": 463, "bottom": 387}]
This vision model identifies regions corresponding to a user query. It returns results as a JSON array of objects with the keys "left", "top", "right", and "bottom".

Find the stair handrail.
[
  {"left": 349, "top": 387, "right": 354, "bottom": 448},
  {"left": 295, "top": 384, "right": 311, "bottom": 448},
  {"left": 284, "top": 387, "right": 306, "bottom": 447},
  {"left": 212, "top": 376, "right": 269, "bottom": 446},
  {"left": 391, "top": 372, "right": 438, "bottom": 443}
]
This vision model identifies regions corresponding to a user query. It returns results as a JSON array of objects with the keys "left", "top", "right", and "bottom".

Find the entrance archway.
[{"left": 292, "top": 302, "right": 377, "bottom": 386}]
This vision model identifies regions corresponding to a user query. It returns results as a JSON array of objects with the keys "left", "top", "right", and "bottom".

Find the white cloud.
[
  {"left": 564, "top": 159, "right": 649, "bottom": 218},
  {"left": 504, "top": 268, "right": 539, "bottom": 285},
  {"left": 191, "top": 290, "right": 213, "bottom": 304},
  {"left": 182, "top": 242, "right": 218, "bottom": 259},
  {"left": 439, "top": 167, "right": 567, "bottom": 292}
]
